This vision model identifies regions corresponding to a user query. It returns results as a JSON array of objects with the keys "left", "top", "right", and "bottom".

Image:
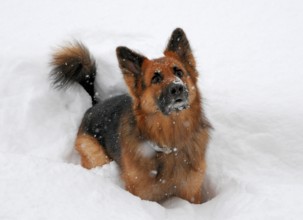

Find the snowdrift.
[{"left": 1, "top": 0, "right": 303, "bottom": 219}]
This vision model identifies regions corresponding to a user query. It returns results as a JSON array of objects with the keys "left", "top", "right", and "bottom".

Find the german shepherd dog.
[{"left": 50, "top": 28, "right": 210, "bottom": 204}]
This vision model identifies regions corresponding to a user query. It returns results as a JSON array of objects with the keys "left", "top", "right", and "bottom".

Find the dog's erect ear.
[
  {"left": 116, "top": 46, "right": 147, "bottom": 98},
  {"left": 164, "top": 28, "right": 194, "bottom": 66},
  {"left": 116, "top": 46, "right": 146, "bottom": 75},
  {"left": 164, "top": 28, "right": 198, "bottom": 81}
]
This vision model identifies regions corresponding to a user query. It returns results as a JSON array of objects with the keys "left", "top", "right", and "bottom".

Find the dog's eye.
[
  {"left": 173, "top": 67, "right": 183, "bottom": 78},
  {"left": 151, "top": 72, "right": 163, "bottom": 84}
]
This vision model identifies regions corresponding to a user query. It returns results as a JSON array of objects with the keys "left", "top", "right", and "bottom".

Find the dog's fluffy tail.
[{"left": 50, "top": 42, "right": 98, "bottom": 105}]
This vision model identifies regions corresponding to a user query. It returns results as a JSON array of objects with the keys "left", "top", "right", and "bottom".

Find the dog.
[{"left": 50, "top": 28, "right": 210, "bottom": 204}]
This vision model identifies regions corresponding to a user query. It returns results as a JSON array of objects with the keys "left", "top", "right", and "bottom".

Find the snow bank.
[{"left": 1, "top": 0, "right": 303, "bottom": 219}]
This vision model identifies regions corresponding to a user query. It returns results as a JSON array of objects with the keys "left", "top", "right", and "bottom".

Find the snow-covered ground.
[{"left": 1, "top": 0, "right": 303, "bottom": 219}]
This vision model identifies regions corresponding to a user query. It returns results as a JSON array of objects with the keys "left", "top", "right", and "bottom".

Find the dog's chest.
[
  {"left": 140, "top": 144, "right": 197, "bottom": 179},
  {"left": 149, "top": 149, "right": 203, "bottom": 196},
  {"left": 157, "top": 149, "right": 196, "bottom": 177}
]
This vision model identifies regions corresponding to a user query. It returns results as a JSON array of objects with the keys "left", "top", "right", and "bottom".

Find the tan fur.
[
  {"left": 164, "top": 51, "right": 198, "bottom": 83},
  {"left": 116, "top": 53, "right": 210, "bottom": 203},
  {"left": 75, "top": 132, "right": 111, "bottom": 169},
  {"left": 51, "top": 42, "right": 94, "bottom": 71},
  {"left": 64, "top": 28, "right": 210, "bottom": 203},
  {"left": 119, "top": 109, "right": 208, "bottom": 203}
]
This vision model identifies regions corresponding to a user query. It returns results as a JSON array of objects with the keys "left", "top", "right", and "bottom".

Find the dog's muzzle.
[{"left": 158, "top": 82, "right": 189, "bottom": 115}]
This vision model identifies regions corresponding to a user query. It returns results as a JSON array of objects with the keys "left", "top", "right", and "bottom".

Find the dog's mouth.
[
  {"left": 165, "top": 98, "right": 189, "bottom": 114},
  {"left": 158, "top": 83, "right": 189, "bottom": 115}
]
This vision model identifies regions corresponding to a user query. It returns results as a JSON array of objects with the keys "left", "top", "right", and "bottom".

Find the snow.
[
  {"left": 138, "top": 141, "right": 157, "bottom": 158},
  {"left": 1, "top": 0, "right": 303, "bottom": 219}
]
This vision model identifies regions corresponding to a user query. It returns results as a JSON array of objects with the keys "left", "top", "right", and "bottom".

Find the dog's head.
[{"left": 116, "top": 28, "right": 199, "bottom": 116}]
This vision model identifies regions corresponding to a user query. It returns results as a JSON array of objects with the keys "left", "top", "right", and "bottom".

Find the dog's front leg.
[{"left": 177, "top": 169, "right": 205, "bottom": 204}]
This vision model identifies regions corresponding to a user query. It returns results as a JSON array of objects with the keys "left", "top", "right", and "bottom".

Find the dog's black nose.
[
  {"left": 158, "top": 82, "right": 189, "bottom": 115},
  {"left": 169, "top": 84, "right": 185, "bottom": 96}
]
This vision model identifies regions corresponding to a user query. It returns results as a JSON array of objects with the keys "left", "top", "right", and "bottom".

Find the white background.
[{"left": 0, "top": 0, "right": 303, "bottom": 219}]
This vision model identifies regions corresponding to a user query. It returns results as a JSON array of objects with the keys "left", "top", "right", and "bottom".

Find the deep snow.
[{"left": 1, "top": 0, "right": 303, "bottom": 219}]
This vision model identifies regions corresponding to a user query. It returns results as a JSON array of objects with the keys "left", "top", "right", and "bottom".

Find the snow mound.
[{"left": 1, "top": 0, "right": 303, "bottom": 219}]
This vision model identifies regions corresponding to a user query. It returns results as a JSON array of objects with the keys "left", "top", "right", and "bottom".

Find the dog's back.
[
  {"left": 50, "top": 42, "right": 130, "bottom": 168},
  {"left": 80, "top": 94, "right": 132, "bottom": 163}
]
